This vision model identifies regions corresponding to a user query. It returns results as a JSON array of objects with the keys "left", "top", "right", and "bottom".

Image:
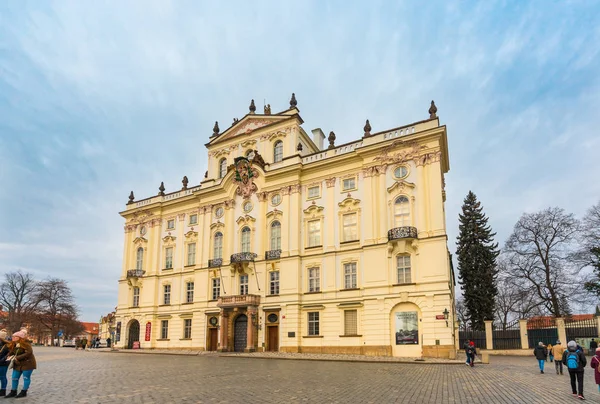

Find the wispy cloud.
[{"left": 1, "top": 0, "right": 599, "bottom": 320}]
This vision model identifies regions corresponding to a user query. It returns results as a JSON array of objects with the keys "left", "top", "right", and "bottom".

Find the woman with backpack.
[
  {"left": 4, "top": 330, "right": 37, "bottom": 398},
  {"left": 562, "top": 340, "right": 587, "bottom": 400},
  {"left": 590, "top": 347, "right": 600, "bottom": 394}
]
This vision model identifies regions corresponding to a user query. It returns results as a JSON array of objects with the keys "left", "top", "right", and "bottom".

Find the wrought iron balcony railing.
[
  {"left": 387, "top": 226, "right": 418, "bottom": 241},
  {"left": 217, "top": 294, "right": 261, "bottom": 308},
  {"left": 230, "top": 252, "right": 257, "bottom": 263},
  {"left": 127, "top": 269, "right": 146, "bottom": 278},
  {"left": 265, "top": 249, "right": 282, "bottom": 260},
  {"left": 208, "top": 258, "right": 223, "bottom": 268}
]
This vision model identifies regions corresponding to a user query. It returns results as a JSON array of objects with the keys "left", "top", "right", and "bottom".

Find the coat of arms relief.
[{"left": 233, "top": 156, "right": 260, "bottom": 199}]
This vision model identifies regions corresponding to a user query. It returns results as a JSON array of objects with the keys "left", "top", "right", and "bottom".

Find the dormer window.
[
  {"left": 219, "top": 158, "right": 227, "bottom": 178},
  {"left": 273, "top": 141, "right": 283, "bottom": 163}
]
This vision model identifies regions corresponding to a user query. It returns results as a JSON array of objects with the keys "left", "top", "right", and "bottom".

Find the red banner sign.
[
  {"left": 435, "top": 315, "right": 446, "bottom": 320},
  {"left": 145, "top": 322, "right": 152, "bottom": 341}
]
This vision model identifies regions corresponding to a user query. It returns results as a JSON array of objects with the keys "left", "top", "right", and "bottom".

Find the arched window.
[
  {"left": 213, "top": 232, "right": 223, "bottom": 259},
  {"left": 270, "top": 221, "right": 281, "bottom": 250},
  {"left": 241, "top": 227, "right": 251, "bottom": 253},
  {"left": 394, "top": 196, "right": 410, "bottom": 227},
  {"left": 136, "top": 247, "right": 144, "bottom": 270},
  {"left": 219, "top": 158, "right": 227, "bottom": 179},
  {"left": 273, "top": 141, "right": 283, "bottom": 163}
]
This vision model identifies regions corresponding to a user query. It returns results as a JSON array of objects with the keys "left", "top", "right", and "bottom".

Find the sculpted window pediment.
[
  {"left": 387, "top": 180, "right": 416, "bottom": 194},
  {"left": 210, "top": 221, "right": 225, "bottom": 230},
  {"left": 236, "top": 215, "right": 256, "bottom": 226},
  {"left": 162, "top": 235, "right": 177, "bottom": 245},
  {"left": 184, "top": 231, "right": 198, "bottom": 240},
  {"left": 338, "top": 197, "right": 361, "bottom": 210},
  {"left": 133, "top": 237, "right": 148, "bottom": 245},
  {"left": 266, "top": 209, "right": 283, "bottom": 220},
  {"left": 241, "top": 139, "right": 257, "bottom": 148},
  {"left": 303, "top": 204, "right": 325, "bottom": 219}
]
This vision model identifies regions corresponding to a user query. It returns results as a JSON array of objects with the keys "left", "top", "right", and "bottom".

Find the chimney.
[{"left": 311, "top": 128, "right": 325, "bottom": 150}]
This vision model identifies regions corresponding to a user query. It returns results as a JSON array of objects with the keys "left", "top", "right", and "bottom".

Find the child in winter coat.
[{"left": 591, "top": 347, "right": 600, "bottom": 394}]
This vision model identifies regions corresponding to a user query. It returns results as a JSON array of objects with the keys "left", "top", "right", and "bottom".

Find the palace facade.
[{"left": 115, "top": 95, "right": 456, "bottom": 358}]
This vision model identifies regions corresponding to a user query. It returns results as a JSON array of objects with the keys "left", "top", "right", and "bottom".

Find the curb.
[{"left": 218, "top": 355, "right": 466, "bottom": 365}]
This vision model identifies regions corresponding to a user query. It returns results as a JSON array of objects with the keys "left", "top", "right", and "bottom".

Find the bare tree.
[
  {"left": 455, "top": 297, "right": 470, "bottom": 330},
  {"left": 580, "top": 200, "right": 600, "bottom": 262},
  {"left": 0, "top": 271, "right": 39, "bottom": 332},
  {"left": 35, "top": 278, "right": 79, "bottom": 341},
  {"left": 504, "top": 207, "right": 582, "bottom": 317}
]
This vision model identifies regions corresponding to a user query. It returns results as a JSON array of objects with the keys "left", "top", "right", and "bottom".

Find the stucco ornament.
[{"left": 233, "top": 156, "right": 259, "bottom": 199}]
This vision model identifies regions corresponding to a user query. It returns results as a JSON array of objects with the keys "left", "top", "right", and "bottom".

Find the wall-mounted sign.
[
  {"left": 145, "top": 322, "right": 152, "bottom": 341},
  {"left": 395, "top": 312, "right": 419, "bottom": 345},
  {"left": 436, "top": 315, "right": 446, "bottom": 320},
  {"left": 288, "top": 332, "right": 295, "bottom": 337}
]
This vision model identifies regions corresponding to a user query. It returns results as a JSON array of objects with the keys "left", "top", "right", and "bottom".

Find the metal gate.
[
  {"left": 459, "top": 329, "right": 487, "bottom": 350},
  {"left": 234, "top": 314, "right": 247, "bottom": 352},
  {"left": 493, "top": 319, "right": 521, "bottom": 349},
  {"left": 527, "top": 317, "right": 558, "bottom": 348},
  {"left": 127, "top": 320, "right": 140, "bottom": 349},
  {"left": 565, "top": 316, "right": 598, "bottom": 341}
]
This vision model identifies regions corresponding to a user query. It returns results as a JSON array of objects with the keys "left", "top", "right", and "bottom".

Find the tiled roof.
[{"left": 81, "top": 322, "right": 99, "bottom": 334}]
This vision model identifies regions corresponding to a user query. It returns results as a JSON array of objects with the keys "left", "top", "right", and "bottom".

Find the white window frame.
[
  {"left": 397, "top": 255, "right": 412, "bottom": 284},
  {"left": 240, "top": 274, "right": 249, "bottom": 295},
  {"left": 213, "top": 232, "right": 223, "bottom": 259},
  {"left": 187, "top": 243, "right": 196, "bottom": 266},
  {"left": 167, "top": 219, "right": 175, "bottom": 230},
  {"left": 269, "top": 271, "right": 280, "bottom": 295},
  {"left": 183, "top": 319, "right": 192, "bottom": 339},
  {"left": 165, "top": 247, "right": 174, "bottom": 269},
  {"left": 308, "top": 267, "right": 320, "bottom": 292},
  {"left": 189, "top": 214, "right": 198, "bottom": 225},
  {"left": 394, "top": 196, "right": 410, "bottom": 227},
  {"left": 186, "top": 282, "right": 194, "bottom": 303},
  {"left": 307, "top": 186, "right": 320, "bottom": 199},
  {"left": 136, "top": 247, "right": 144, "bottom": 270},
  {"left": 211, "top": 278, "right": 221, "bottom": 300},
  {"left": 342, "top": 213, "right": 358, "bottom": 242},
  {"left": 161, "top": 320, "right": 168, "bottom": 339},
  {"left": 270, "top": 221, "right": 281, "bottom": 250},
  {"left": 343, "top": 262, "right": 357, "bottom": 289},
  {"left": 307, "top": 220, "right": 321, "bottom": 247},
  {"left": 308, "top": 312, "right": 319, "bottom": 336},
  {"left": 132, "top": 286, "right": 140, "bottom": 307},
  {"left": 163, "top": 284, "right": 171, "bottom": 305},
  {"left": 241, "top": 227, "right": 251, "bottom": 253},
  {"left": 342, "top": 177, "right": 357, "bottom": 191},
  {"left": 219, "top": 158, "right": 227, "bottom": 178},
  {"left": 273, "top": 140, "right": 283, "bottom": 163}
]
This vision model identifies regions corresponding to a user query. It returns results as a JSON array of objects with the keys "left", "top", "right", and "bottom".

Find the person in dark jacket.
[
  {"left": 4, "top": 331, "right": 37, "bottom": 398},
  {"left": 0, "top": 329, "right": 10, "bottom": 397},
  {"left": 590, "top": 347, "right": 600, "bottom": 394},
  {"left": 562, "top": 340, "right": 587, "bottom": 400},
  {"left": 590, "top": 339, "right": 598, "bottom": 357},
  {"left": 463, "top": 340, "right": 471, "bottom": 365},
  {"left": 534, "top": 341, "right": 548, "bottom": 374}
]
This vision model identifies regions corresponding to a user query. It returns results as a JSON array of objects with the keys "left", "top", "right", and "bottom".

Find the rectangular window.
[
  {"left": 163, "top": 284, "right": 171, "bottom": 305},
  {"left": 308, "top": 220, "right": 321, "bottom": 247},
  {"left": 344, "top": 310, "right": 358, "bottom": 336},
  {"left": 189, "top": 214, "right": 198, "bottom": 225},
  {"left": 183, "top": 319, "right": 192, "bottom": 339},
  {"left": 212, "top": 278, "right": 220, "bottom": 300},
  {"left": 308, "top": 267, "right": 320, "bottom": 292},
  {"left": 161, "top": 320, "right": 168, "bottom": 339},
  {"left": 132, "top": 286, "right": 140, "bottom": 307},
  {"left": 269, "top": 271, "right": 280, "bottom": 295},
  {"left": 186, "top": 282, "right": 194, "bottom": 303},
  {"left": 308, "top": 312, "right": 319, "bottom": 336},
  {"left": 165, "top": 247, "right": 173, "bottom": 269},
  {"left": 187, "top": 243, "right": 196, "bottom": 266},
  {"left": 308, "top": 186, "right": 320, "bottom": 199},
  {"left": 397, "top": 256, "right": 412, "bottom": 284},
  {"left": 344, "top": 263, "right": 357, "bottom": 289},
  {"left": 167, "top": 219, "right": 175, "bottom": 230},
  {"left": 342, "top": 177, "right": 356, "bottom": 191},
  {"left": 240, "top": 275, "right": 249, "bottom": 295},
  {"left": 342, "top": 213, "right": 358, "bottom": 242}
]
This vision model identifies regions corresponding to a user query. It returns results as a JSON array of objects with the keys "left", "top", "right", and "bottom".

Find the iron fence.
[
  {"left": 527, "top": 317, "right": 558, "bottom": 348},
  {"left": 459, "top": 329, "right": 487, "bottom": 350},
  {"left": 493, "top": 319, "right": 521, "bottom": 349},
  {"left": 565, "top": 316, "right": 598, "bottom": 341}
]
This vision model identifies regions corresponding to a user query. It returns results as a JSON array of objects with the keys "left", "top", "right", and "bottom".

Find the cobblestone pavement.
[{"left": 16, "top": 347, "right": 599, "bottom": 403}]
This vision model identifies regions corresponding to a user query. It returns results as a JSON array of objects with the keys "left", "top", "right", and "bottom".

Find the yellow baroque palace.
[{"left": 115, "top": 95, "right": 456, "bottom": 358}]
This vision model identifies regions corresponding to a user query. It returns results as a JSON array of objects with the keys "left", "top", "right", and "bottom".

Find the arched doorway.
[
  {"left": 127, "top": 320, "right": 140, "bottom": 349},
  {"left": 233, "top": 314, "right": 248, "bottom": 352},
  {"left": 390, "top": 303, "right": 422, "bottom": 357}
]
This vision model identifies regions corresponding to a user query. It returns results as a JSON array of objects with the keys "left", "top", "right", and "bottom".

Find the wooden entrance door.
[
  {"left": 267, "top": 326, "right": 279, "bottom": 352},
  {"left": 127, "top": 320, "right": 140, "bottom": 349},
  {"left": 208, "top": 328, "right": 218, "bottom": 351},
  {"left": 234, "top": 314, "right": 248, "bottom": 352}
]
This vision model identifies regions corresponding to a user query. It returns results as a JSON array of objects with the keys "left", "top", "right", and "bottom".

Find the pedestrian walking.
[
  {"left": 534, "top": 342, "right": 548, "bottom": 373},
  {"left": 0, "top": 330, "right": 10, "bottom": 397},
  {"left": 590, "top": 347, "right": 600, "bottom": 395},
  {"left": 562, "top": 340, "right": 587, "bottom": 400},
  {"left": 4, "top": 330, "right": 37, "bottom": 398},
  {"left": 590, "top": 339, "right": 598, "bottom": 357},
  {"left": 463, "top": 339, "right": 471, "bottom": 366},
  {"left": 547, "top": 343, "right": 554, "bottom": 362},
  {"left": 75, "top": 337, "right": 81, "bottom": 350},
  {"left": 467, "top": 341, "right": 477, "bottom": 367},
  {"left": 106, "top": 337, "right": 111, "bottom": 348},
  {"left": 552, "top": 340, "right": 565, "bottom": 375}
]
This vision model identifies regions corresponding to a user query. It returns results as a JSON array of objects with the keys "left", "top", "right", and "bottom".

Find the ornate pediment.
[
  {"left": 236, "top": 215, "right": 256, "bottom": 226},
  {"left": 210, "top": 221, "right": 225, "bottom": 230},
  {"left": 162, "top": 235, "right": 176, "bottom": 245},
  {"left": 129, "top": 209, "right": 154, "bottom": 224},
  {"left": 387, "top": 180, "right": 416, "bottom": 193},
  {"left": 338, "top": 197, "right": 361, "bottom": 210},
  {"left": 266, "top": 209, "right": 283, "bottom": 220},
  {"left": 303, "top": 204, "right": 325, "bottom": 218},
  {"left": 184, "top": 231, "right": 198, "bottom": 240},
  {"left": 132, "top": 237, "right": 148, "bottom": 245}
]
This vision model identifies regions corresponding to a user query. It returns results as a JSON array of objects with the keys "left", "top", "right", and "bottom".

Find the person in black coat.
[
  {"left": 590, "top": 339, "right": 598, "bottom": 357},
  {"left": 562, "top": 340, "right": 587, "bottom": 400},
  {"left": 533, "top": 341, "right": 548, "bottom": 374}
]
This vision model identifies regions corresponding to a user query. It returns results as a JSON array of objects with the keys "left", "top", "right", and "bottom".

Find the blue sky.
[{"left": 1, "top": 1, "right": 599, "bottom": 321}]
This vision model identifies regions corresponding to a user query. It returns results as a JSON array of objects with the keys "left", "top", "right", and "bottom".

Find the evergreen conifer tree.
[{"left": 456, "top": 191, "right": 499, "bottom": 331}]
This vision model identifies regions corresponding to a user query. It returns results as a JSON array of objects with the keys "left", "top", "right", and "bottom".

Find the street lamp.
[{"left": 443, "top": 308, "right": 450, "bottom": 327}]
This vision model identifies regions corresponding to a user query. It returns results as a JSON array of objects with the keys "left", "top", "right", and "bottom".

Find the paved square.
[{"left": 17, "top": 347, "right": 600, "bottom": 403}]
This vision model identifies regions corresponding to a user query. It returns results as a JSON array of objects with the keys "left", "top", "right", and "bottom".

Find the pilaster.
[
  {"left": 556, "top": 317, "right": 567, "bottom": 346},
  {"left": 484, "top": 320, "right": 493, "bottom": 350},
  {"left": 519, "top": 319, "right": 528, "bottom": 349}
]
